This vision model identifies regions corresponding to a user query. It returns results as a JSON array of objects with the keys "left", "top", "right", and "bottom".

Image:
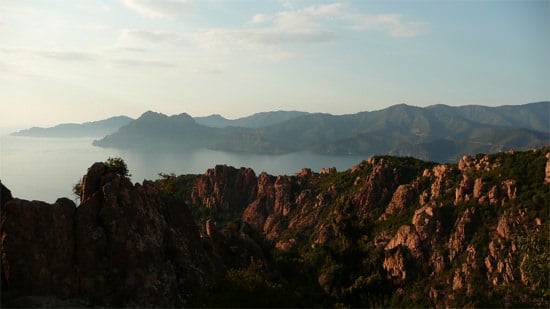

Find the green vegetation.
[
  {"left": 105, "top": 157, "right": 131, "bottom": 178},
  {"left": 72, "top": 178, "right": 83, "bottom": 199}
]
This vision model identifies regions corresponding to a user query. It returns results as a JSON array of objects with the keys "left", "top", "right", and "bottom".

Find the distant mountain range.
[
  {"left": 10, "top": 111, "right": 307, "bottom": 138},
  {"left": 91, "top": 102, "right": 549, "bottom": 162},
  {"left": 12, "top": 102, "right": 549, "bottom": 162},
  {"left": 11, "top": 116, "right": 134, "bottom": 138}
]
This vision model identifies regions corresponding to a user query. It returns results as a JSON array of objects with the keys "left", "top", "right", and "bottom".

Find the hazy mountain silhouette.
[
  {"left": 11, "top": 116, "right": 133, "bottom": 138},
  {"left": 90, "top": 102, "right": 549, "bottom": 162}
]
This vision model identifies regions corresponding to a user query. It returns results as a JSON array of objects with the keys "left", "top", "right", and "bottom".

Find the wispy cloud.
[
  {"left": 37, "top": 50, "right": 97, "bottom": 62},
  {"left": 193, "top": 2, "right": 428, "bottom": 56},
  {"left": 355, "top": 14, "right": 429, "bottom": 37},
  {"left": 193, "top": 28, "right": 336, "bottom": 52},
  {"left": 0, "top": 47, "right": 97, "bottom": 62},
  {"left": 255, "top": 51, "right": 296, "bottom": 61},
  {"left": 274, "top": 2, "right": 346, "bottom": 28},
  {"left": 120, "top": 0, "right": 192, "bottom": 18},
  {"left": 251, "top": 14, "right": 270, "bottom": 24},
  {"left": 119, "top": 29, "right": 182, "bottom": 44},
  {"left": 110, "top": 58, "right": 178, "bottom": 68},
  {"left": 194, "top": 3, "right": 344, "bottom": 53}
]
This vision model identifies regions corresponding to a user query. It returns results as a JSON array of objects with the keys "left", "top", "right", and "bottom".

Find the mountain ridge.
[
  {"left": 10, "top": 116, "right": 134, "bottom": 138},
  {"left": 94, "top": 101, "right": 550, "bottom": 162},
  {"left": 195, "top": 110, "right": 310, "bottom": 128}
]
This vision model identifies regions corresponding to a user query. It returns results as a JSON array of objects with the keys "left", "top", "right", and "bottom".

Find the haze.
[{"left": 0, "top": 0, "right": 548, "bottom": 127}]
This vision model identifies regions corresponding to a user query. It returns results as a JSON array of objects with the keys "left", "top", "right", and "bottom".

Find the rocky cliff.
[
  {"left": 1, "top": 163, "right": 214, "bottom": 307},
  {"left": 2, "top": 148, "right": 549, "bottom": 307}
]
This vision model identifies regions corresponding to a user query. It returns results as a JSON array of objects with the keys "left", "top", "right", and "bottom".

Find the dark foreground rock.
[{"left": 1, "top": 163, "right": 213, "bottom": 307}]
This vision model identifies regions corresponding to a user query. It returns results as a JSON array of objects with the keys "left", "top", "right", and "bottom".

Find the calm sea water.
[{"left": 0, "top": 135, "right": 367, "bottom": 203}]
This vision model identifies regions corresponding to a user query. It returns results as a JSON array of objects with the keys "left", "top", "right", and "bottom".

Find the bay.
[{"left": 0, "top": 135, "right": 368, "bottom": 203}]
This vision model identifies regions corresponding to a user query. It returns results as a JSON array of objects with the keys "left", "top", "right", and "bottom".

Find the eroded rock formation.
[{"left": 1, "top": 164, "right": 213, "bottom": 307}]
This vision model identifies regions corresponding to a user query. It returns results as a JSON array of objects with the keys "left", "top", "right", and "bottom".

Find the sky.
[{"left": 0, "top": 0, "right": 548, "bottom": 127}]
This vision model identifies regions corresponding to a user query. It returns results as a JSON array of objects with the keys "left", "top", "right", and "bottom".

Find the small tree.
[
  {"left": 105, "top": 157, "right": 131, "bottom": 178},
  {"left": 72, "top": 178, "right": 83, "bottom": 200}
]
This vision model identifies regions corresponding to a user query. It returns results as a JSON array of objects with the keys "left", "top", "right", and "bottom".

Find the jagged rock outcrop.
[
  {"left": 383, "top": 247, "right": 409, "bottom": 281},
  {"left": 484, "top": 210, "right": 524, "bottom": 287},
  {"left": 451, "top": 245, "right": 479, "bottom": 295},
  {"left": 192, "top": 165, "right": 257, "bottom": 215},
  {"left": 455, "top": 154, "right": 522, "bottom": 207},
  {"left": 448, "top": 208, "right": 478, "bottom": 262},
  {"left": 385, "top": 225, "right": 422, "bottom": 259},
  {"left": 455, "top": 174, "right": 474, "bottom": 204},
  {"left": 1, "top": 164, "right": 213, "bottom": 307},
  {"left": 429, "top": 164, "right": 455, "bottom": 198},
  {"left": 379, "top": 184, "right": 415, "bottom": 221},
  {"left": 412, "top": 205, "right": 441, "bottom": 246},
  {"left": 355, "top": 158, "right": 401, "bottom": 219}
]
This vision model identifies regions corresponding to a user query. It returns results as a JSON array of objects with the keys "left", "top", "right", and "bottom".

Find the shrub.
[
  {"left": 72, "top": 179, "right": 83, "bottom": 200},
  {"left": 105, "top": 157, "right": 131, "bottom": 178}
]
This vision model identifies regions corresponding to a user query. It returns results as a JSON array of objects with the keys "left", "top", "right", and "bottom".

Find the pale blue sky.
[{"left": 0, "top": 0, "right": 548, "bottom": 127}]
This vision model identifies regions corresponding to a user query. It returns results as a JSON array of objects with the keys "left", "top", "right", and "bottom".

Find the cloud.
[
  {"left": 120, "top": 0, "right": 192, "bottom": 18},
  {"left": 280, "top": 1, "right": 294, "bottom": 10},
  {"left": 1, "top": 47, "right": 97, "bottom": 62},
  {"left": 36, "top": 50, "right": 97, "bottom": 62},
  {"left": 193, "top": 28, "right": 336, "bottom": 52},
  {"left": 194, "top": 3, "right": 344, "bottom": 53},
  {"left": 274, "top": 2, "right": 346, "bottom": 28},
  {"left": 110, "top": 58, "right": 178, "bottom": 68},
  {"left": 388, "top": 21, "right": 428, "bottom": 37},
  {"left": 190, "top": 67, "right": 223, "bottom": 75},
  {"left": 251, "top": 14, "right": 270, "bottom": 24},
  {"left": 256, "top": 51, "right": 296, "bottom": 61},
  {"left": 193, "top": 2, "right": 428, "bottom": 57},
  {"left": 119, "top": 29, "right": 182, "bottom": 44},
  {"left": 355, "top": 14, "right": 428, "bottom": 37}
]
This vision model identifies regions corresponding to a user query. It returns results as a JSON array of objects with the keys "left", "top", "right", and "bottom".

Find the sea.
[{"left": 0, "top": 133, "right": 368, "bottom": 203}]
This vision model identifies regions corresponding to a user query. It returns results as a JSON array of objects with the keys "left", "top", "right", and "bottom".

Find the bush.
[
  {"left": 72, "top": 179, "right": 83, "bottom": 200},
  {"left": 105, "top": 157, "right": 131, "bottom": 178}
]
